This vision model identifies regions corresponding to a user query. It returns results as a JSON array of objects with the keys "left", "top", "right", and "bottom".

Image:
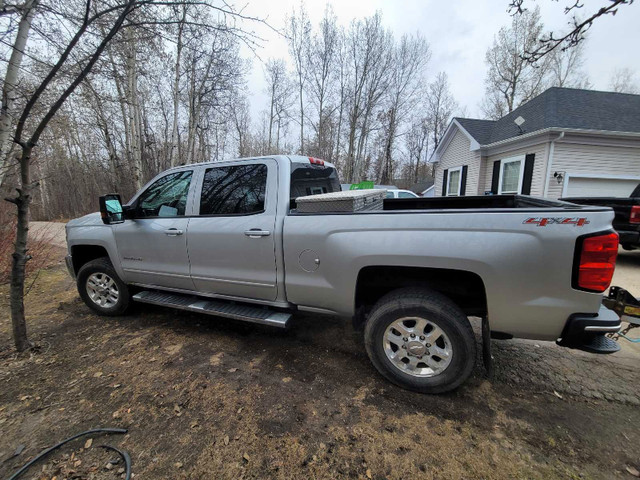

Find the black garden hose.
[
  {"left": 98, "top": 444, "right": 132, "bottom": 480},
  {"left": 6, "top": 427, "right": 128, "bottom": 480}
]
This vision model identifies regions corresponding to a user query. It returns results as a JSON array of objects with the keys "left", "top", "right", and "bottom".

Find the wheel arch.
[
  {"left": 354, "top": 265, "right": 488, "bottom": 328},
  {"left": 70, "top": 244, "right": 111, "bottom": 275}
]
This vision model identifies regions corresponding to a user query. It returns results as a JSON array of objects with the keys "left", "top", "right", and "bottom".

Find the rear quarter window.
[{"left": 290, "top": 164, "right": 341, "bottom": 208}]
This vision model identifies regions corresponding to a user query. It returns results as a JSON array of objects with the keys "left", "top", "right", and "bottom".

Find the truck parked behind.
[{"left": 562, "top": 183, "right": 640, "bottom": 250}]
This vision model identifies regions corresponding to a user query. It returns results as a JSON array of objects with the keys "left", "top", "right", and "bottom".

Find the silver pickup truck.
[{"left": 65, "top": 155, "right": 622, "bottom": 393}]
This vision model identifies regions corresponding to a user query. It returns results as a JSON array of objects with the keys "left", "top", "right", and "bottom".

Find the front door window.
[{"left": 136, "top": 171, "right": 193, "bottom": 217}]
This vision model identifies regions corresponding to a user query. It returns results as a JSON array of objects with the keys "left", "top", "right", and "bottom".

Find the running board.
[{"left": 132, "top": 290, "right": 291, "bottom": 328}]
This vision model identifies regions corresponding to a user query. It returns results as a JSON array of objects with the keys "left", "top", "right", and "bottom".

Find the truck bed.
[{"left": 291, "top": 194, "right": 608, "bottom": 214}]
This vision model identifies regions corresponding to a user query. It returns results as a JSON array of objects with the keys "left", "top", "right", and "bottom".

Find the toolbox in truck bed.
[{"left": 295, "top": 189, "right": 386, "bottom": 213}]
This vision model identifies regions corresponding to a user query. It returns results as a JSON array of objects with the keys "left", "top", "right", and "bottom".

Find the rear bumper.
[
  {"left": 557, "top": 304, "right": 621, "bottom": 352},
  {"left": 65, "top": 255, "right": 76, "bottom": 280}
]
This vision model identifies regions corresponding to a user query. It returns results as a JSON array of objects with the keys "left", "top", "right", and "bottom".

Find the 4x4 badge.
[{"left": 523, "top": 217, "right": 590, "bottom": 227}]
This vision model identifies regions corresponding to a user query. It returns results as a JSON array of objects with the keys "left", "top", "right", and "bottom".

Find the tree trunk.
[
  {"left": 169, "top": 6, "right": 186, "bottom": 167},
  {"left": 267, "top": 84, "right": 275, "bottom": 152},
  {"left": 299, "top": 82, "right": 304, "bottom": 153},
  {"left": 125, "top": 35, "right": 142, "bottom": 189},
  {"left": 8, "top": 145, "right": 33, "bottom": 351},
  {"left": 0, "top": 0, "right": 38, "bottom": 188}
]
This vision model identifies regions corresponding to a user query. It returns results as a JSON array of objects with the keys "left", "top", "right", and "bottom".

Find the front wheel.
[
  {"left": 364, "top": 288, "right": 476, "bottom": 394},
  {"left": 77, "top": 257, "right": 131, "bottom": 316}
]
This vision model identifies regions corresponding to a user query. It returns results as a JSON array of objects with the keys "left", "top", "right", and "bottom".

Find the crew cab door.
[
  {"left": 186, "top": 159, "right": 278, "bottom": 301},
  {"left": 113, "top": 169, "right": 196, "bottom": 290}
]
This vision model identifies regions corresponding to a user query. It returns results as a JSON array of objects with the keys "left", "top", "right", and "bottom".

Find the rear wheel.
[
  {"left": 77, "top": 257, "right": 130, "bottom": 316},
  {"left": 364, "top": 288, "right": 476, "bottom": 394}
]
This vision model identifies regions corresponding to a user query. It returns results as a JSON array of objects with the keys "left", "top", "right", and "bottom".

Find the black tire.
[
  {"left": 364, "top": 287, "right": 476, "bottom": 394},
  {"left": 77, "top": 257, "right": 130, "bottom": 316}
]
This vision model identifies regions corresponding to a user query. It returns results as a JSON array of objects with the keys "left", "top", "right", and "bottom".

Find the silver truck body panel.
[
  {"left": 66, "top": 155, "right": 616, "bottom": 342},
  {"left": 186, "top": 158, "right": 279, "bottom": 301},
  {"left": 283, "top": 209, "right": 611, "bottom": 340}
]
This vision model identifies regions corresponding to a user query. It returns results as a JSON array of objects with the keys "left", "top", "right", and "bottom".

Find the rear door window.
[{"left": 199, "top": 164, "right": 268, "bottom": 215}]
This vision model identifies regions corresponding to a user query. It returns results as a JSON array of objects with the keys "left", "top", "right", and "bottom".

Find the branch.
[
  {"left": 28, "top": 0, "right": 137, "bottom": 146},
  {"left": 510, "top": 0, "right": 633, "bottom": 63},
  {"left": 13, "top": 0, "right": 93, "bottom": 145}
]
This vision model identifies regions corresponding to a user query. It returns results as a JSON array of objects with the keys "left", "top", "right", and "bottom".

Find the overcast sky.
[{"left": 239, "top": 0, "right": 639, "bottom": 120}]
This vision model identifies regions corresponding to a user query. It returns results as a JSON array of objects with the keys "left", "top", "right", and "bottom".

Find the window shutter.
[
  {"left": 490, "top": 160, "right": 501, "bottom": 194},
  {"left": 521, "top": 154, "right": 535, "bottom": 195},
  {"left": 460, "top": 165, "right": 468, "bottom": 196},
  {"left": 442, "top": 169, "right": 449, "bottom": 196}
]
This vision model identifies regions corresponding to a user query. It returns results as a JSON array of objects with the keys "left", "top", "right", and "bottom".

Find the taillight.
[
  {"left": 575, "top": 232, "right": 619, "bottom": 292},
  {"left": 630, "top": 205, "right": 640, "bottom": 224},
  {"left": 309, "top": 157, "right": 325, "bottom": 166}
]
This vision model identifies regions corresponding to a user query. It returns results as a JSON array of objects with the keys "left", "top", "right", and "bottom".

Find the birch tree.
[
  {"left": 264, "top": 58, "right": 293, "bottom": 153},
  {"left": 0, "top": 0, "right": 38, "bottom": 187},
  {"left": 305, "top": 6, "right": 339, "bottom": 160},
  {"left": 286, "top": 3, "right": 310, "bottom": 154}
]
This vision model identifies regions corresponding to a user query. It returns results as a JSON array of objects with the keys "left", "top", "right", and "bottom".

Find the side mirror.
[{"left": 99, "top": 194, "right": 125, "bottom": 224}]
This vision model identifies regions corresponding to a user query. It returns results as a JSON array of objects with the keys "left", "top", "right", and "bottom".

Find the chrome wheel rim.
[
  {"left": 86, "top": 272, "right": 119, "bottom": 308},
  {"left": 383, "top": 316, "right": 453, "bottom": 377}
]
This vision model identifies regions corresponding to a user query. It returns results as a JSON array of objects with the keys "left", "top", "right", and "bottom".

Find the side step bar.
[{"left": 132, "top": 290, "right": 292, "bottom": 328}]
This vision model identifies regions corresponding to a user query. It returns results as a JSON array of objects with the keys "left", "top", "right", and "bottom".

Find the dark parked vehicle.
[{"left": 562, "top": 183, "right": 640, "bottom": 250}]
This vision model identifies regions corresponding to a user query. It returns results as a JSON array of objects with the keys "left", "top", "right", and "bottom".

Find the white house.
[{"left": 430, "top": 87, "right": 640, "bottom": 199}]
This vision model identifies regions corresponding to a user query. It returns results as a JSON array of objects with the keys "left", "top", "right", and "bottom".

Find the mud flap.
[{"left": 482, "top": 317, "right": 493, "bottom": 376}]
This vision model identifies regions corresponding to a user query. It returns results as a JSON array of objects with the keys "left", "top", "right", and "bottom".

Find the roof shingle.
[{"left": 457, "top": 87, "right": 640, "bottom": 146}]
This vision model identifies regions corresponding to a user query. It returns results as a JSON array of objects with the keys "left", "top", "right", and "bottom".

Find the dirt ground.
[{"left": 1, "top": 247, "right": 640, "bottom": 479}]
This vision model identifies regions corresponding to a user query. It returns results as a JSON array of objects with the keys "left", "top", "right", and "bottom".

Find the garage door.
[{"left": 565, "top": 177, "right": 640, "bottom": 197}]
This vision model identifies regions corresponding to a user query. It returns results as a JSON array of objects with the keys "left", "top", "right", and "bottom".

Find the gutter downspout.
[{"left": 543, "top": 131, "right": 565, "bottom": 197}]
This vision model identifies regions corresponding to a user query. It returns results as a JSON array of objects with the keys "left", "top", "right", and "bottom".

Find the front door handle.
[
  {"left": 244, "top": 229, "right": 271, "bottom": 238},
  {"left": 165, "top": 228, "right": 184, "bottom": 236}
]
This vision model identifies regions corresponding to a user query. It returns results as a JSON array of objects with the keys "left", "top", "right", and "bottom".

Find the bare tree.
[
  {"left": 481, "top": 6, "right": 549, "bottom": 119},
  {"left": 305, "top": 6, "right": 339, "bottom": 160},
  {"left": 377, "top": 34, "right": 430, "bottom": 184},
  {"left": 343, "top": 13, "right": 392, "bottom": 182},
  {"left": 548, "top": 41, "right": 590, "bottom": 88},
  {"left": 405, "top": 118, "right": 430, "bottom": 184},
  {"left": 609, "top": 67, "right": 639, "bottom": 94},
  {"left": 509, "top": 0, "right": 633, "bottom": 62},
  {"left": 264, "top": 58, "right": 293, "bottom": 153},
  {"left": 286, "top": 3, "right": 311, "bottom": 154},
  {"left": 426, "top": 72, "right": 457, "bottom": 151}
]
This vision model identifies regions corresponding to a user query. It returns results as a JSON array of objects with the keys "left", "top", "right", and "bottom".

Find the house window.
[
  {"left": 447, "top": 166, "right": 462, "bottom": 196},
  {"left": 498, "top": 156, "right": 525, "bottom": 194}
]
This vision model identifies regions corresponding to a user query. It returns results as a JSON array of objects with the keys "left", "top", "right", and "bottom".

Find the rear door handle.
[
  {"left": 244, "top": 229, "right": 271, "bottom": 238},
  {"left": 164, "top": 228, "right": 184, "bottom": 236}
]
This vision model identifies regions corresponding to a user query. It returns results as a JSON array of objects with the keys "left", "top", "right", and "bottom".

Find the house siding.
[
  {"left": 547, "top": 140, "right": 640, "bottom": 199},
  {"left": 481, "top": 142, "right": 549, "bottom": 196},
  {"left": 435, "top": 128, "right": 480, "bottom": 196}
]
